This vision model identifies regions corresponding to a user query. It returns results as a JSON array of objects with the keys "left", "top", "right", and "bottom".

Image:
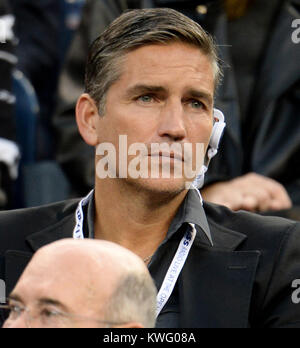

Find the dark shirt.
[{"left": 84, "top": 189, "right": 213, "bottom": 328}]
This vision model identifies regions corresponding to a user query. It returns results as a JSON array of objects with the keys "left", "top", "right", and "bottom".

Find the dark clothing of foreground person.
[{"left": 0, "top": 191, "right": 300, "bottom": 328}]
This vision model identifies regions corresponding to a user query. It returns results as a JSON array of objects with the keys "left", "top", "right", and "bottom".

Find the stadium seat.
[
  {"left": 13, "top": 69, "right": 38, "bottom": 165},
  {"left": 60, "top": 0, "right": 85, "bottom": 62},
  {"left": 13, "top": 70, "right": 70, "bottom": 208}
]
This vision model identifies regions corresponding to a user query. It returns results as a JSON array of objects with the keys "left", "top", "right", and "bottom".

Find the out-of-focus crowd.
[{"left": 0, "top": 0, "right": 300, "bottom": 220}]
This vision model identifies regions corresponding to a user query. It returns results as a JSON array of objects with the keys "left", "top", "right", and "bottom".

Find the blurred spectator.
[
  {"left": 54, "top": 0, "right": 134, "bottom": 194},
  {"left": 53, "top": 0, "right": 300, "bottom": 219},
  {"left": 10, "top": 0, "right": 70, "bottom": 160},
  {"left": 0, "top": 0, "right": 19, "bottom": 209},
  {"left": 2, "top": 239, "right": 157, "bottom": 328},
  {"left": 202, "top": 0, "right": 300, "bottom": 220}
]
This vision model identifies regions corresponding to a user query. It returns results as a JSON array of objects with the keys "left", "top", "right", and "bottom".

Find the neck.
[{"left": 94, "top": 179, "right": 187, "bottom": 260}]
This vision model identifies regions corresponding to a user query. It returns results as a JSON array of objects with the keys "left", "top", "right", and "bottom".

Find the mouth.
[{"left": 148, "top": 151, "right": 184, "bottom": 162}]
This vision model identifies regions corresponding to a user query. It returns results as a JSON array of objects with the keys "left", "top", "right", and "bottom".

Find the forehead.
[
  {"left": 118, "top": 42, "right": 215, "bottom": 92},
  {"left": 12, "top": 251, "right": 115, "bottom": 309}
]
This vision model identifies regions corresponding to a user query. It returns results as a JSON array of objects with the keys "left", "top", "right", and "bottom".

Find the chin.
[{"left": 126, "top": 177, "right": 189, "bottom": 196}]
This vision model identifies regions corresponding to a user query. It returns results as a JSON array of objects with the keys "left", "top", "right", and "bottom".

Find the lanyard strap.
[
  {"left": 73, "top": 189, "right": 199, "bottom": 317},
  {"left": 73, "top": 190, "right": 94, "bottom": 240},
  {"left": 156, "top": 223, "right": 196, "bottom": 317}
]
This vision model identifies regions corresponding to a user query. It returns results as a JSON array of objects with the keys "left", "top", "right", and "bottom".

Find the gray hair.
[
  {"left": 103, "top": 271, "right": 157, "bottom": 328},
  {"left": 85, "top": 8, "right": 222, "bottom": 115}
]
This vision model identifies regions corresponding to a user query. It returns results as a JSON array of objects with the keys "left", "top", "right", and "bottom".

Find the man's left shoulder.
[
  {"left": 202, "top": 203, "right": 300, "bottom": 328},
  {"left": 204, "top": 202, "right": 300, "bottom": 251}
]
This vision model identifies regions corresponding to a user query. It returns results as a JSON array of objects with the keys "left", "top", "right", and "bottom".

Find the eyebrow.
[
  {"left": 186, "top": 89, "right": 213, "bottom": 107},
  {"left": 36, "top": 298, "right": 69, "bottom": 312},
  {"left": 8, "top": 294, "right": 23, "bottom": 304},
  {"left": 125, "top": 84, "right": 213, "bottom": 106},
  {"left": 125, "top": 84, "right": 167, "bottom": 98}
]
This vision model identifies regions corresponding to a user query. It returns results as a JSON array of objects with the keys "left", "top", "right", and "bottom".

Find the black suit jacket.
[{"left": 0, "top": 199, "right": 299, "bottom": 328}]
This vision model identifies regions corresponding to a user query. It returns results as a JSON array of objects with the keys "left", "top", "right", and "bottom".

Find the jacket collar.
[
  {"left": 193, "top": 218, "right": 247, "bottom": 251},
  {"left": 26, "top": 210, "right": 76, "bottom": 252},
  {"left": 204, "top": 216, "right": 247, "bottom": 251},
  {"left": 25, "top": 195, "right": 247, "bottom": 253},
  {"left": 166, "top": 189, "right": 213, "bottom": 246}
]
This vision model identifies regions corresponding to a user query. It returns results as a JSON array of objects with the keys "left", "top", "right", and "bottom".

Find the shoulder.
[
  {"left": 0, "top": 199, "right": 79, "bottom": 252},
  {"left": 203, "top": 202, "right": 300, "bottom": 327},
  {"left": 0, "top": 199, "right": 79, "bottom": 226},
  {"left": 204, "top": 202, "right": 300, "bottom": 250}
]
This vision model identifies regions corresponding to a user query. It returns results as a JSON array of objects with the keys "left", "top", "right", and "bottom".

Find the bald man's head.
[{"left": 3, "top": 239, "right": 157, "bottom": 328}]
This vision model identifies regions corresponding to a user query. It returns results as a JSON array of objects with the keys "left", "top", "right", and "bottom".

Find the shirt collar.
[
  {"left": 86, "top": 188, "right": 213, "bottom": 246},
  {"left": 167, "top": 189, "right": 213, "bottom": 246}
]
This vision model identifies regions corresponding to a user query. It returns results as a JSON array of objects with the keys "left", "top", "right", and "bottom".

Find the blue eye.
[
  {"left": 190, "top": 100, "right": 204, "bottom": 109},
  {"left": 138, "top": 95, "right": 153, "bottom": 103},
  {"left": 41, "top": 309, "right": 60, "bottom": 318}
]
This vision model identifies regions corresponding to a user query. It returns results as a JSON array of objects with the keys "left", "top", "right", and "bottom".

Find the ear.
[
  {"left": 76, "top": 93, "right": 100, "bottom": 146},
  {"left": 113, "top": 322, "right": 144, "bottom": 329}
]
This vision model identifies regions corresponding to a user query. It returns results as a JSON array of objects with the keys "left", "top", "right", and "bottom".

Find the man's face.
[
  {"left": 94, "top": 42, "right": 215, "bottom": 194},
  {"left": 2, "top": 250, "right": 116, "bottom": 328}
]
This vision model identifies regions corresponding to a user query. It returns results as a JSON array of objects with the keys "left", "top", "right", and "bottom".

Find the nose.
[{"left": 157, "top": 99, "right": 187, "bottom": 141}]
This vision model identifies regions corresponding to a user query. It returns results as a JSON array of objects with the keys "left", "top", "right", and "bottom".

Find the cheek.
[
  {"left": 189, "top": 120, "right": 213, "bottom": 146},
  {"left": 109, "top": 117, "right": 156, "bottom": 148},
  {"left": 96, "top": 115, "right": 122, "bottom": 145},
  {"left": 99, "top": 104, "right": 141, "bottom": 140}
]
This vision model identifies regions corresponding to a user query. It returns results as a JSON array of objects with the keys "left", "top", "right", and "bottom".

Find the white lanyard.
[
  {"left": 156, "top": 223, "right": 196, "bottom": 317},
  {"left": 73, "top": 190, "right": 94, "bottom": 240},
  {"left": 73, "top": 189, "right": 200, "bottom": 317}
]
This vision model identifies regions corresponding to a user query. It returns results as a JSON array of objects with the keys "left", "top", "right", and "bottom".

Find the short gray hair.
[
  {"left": 85, "top": 8, "right": 222, "bottom": 114},
  {"left": 103, "top": 271, "right": 157, "bottom": 328}
]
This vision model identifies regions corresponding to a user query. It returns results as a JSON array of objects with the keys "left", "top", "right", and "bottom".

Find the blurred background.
[{"left": 0, "top": 0, "right": 299, "bottom": 220}]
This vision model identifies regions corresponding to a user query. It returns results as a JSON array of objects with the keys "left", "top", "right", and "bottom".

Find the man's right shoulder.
[{"left": 0, "top": 199, "right": 80, "bottom": 253}]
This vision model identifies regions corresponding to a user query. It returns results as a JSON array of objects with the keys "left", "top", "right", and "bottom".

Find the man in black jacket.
[
  {"left": 53, "top": 0, "right": 300, "bottom": 220},
  {"left": 1, "top": 8, "right": 300, "bottom": 328},
  {"left": 0, "top": 0, "right": 19, "bottom": 209}
]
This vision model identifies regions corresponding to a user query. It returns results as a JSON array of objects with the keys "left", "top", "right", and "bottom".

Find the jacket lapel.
[
  {"left": 26, "top": 214, "right": 75, "bottom": 252},
  {"left": 179, "top": 227, "right": 260, "bottom": 328}
]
